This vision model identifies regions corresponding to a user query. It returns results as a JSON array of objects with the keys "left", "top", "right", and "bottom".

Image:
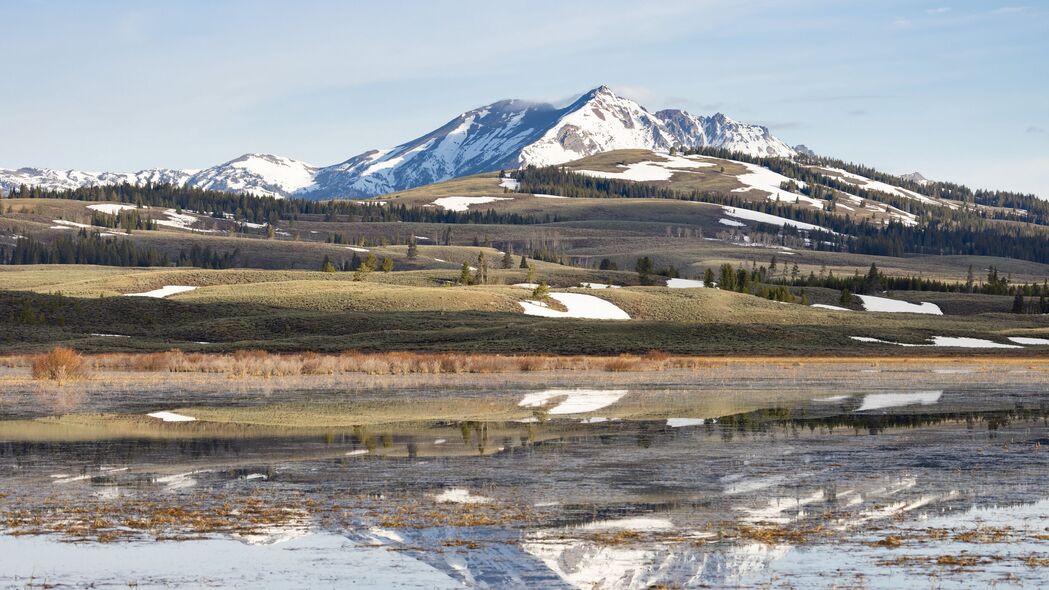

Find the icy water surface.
[{"left": 1, "top": 380, "right": 1048, "bottom": 588}]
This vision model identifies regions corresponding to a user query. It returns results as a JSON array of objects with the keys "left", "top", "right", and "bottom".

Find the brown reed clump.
[{"left": 31, "top": 347, "right": 87, "bottom": 383}]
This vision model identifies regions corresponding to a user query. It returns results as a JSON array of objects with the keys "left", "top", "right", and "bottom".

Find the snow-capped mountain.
[
  {"left": 305, "top": 86, "right": 795, "bottom": 198},
  {"left": 187, "top": 154, "right": 317, "bottom": 199},
  {"left": 0, "top": 85, "right": 798, "bottom": 199},
  {"left": 900, "top": 171, "right": 931, "bottom": 185},
  {"left": 0, "top": 167, "right": 195, "bottom": 195},
  {"left": 656, "top": 109, "right": 795, "bottom": 158}
]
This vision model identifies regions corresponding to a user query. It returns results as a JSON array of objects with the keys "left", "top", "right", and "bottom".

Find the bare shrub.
[{"left": 31, "top": 347, "right": 87, "bottom": 383}]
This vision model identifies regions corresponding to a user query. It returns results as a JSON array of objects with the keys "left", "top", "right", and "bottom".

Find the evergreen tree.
[
  {"left": 382, "top": 257, "right": 393, "bottom": 272},
  {"left": 636, "top": 256, "right": 654, "bottom": 285},
  {"left": 520, "top": 255, "right": 529, "bottom": 269},
  {"left": 703, "top": 267, "right": 715, "bottom": 287},
  {"left": 406, "top": 237, "right": 418, "bottom": 260},
  {"left": 1012, "top": 293, "right": 1025, "bottom": 314},
  {"left": 459, "top": 261, "right": 473, "bottom": 285},
  {"left": 719, "top": 263, "right": 737, "bottom": 291},
  {"left": 501, "top": 245, "right": 514, "bottom": 269}
]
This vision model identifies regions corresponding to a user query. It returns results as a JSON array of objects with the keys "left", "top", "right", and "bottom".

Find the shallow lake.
[{"left": 1, "top": 378, "right": 1048, "bottom": 588}]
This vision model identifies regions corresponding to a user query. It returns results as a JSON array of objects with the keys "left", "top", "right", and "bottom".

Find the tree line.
[{"left": 0, "top": 231, "right": 238, "bottom": 268}]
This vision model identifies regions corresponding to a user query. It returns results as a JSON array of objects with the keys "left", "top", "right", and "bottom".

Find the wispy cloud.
[
  {"left": 848, "top": 109, "right": 868, "bottom": 116},
  {"left": 925, "top": 7, "right": 951, "bottom": 15},
  {"left": 892, "top": 16, "right": 914, "bottom": 28},
  {"left": 777, "top": 94, "right": 886, "bottom": 104},
  {"left": 1026, "top": 125, "right": 1046, "bottom": 134},
  {"left": 610, "top": 85, "right": 656, "bottom": 105},
  {"left": 755, "top": 120, "right": 804, "bottom": 130}
]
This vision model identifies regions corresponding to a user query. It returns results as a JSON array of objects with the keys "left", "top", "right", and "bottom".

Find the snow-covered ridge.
[{"left": 1, "top": 86, "right": 796, "bottom": 200}]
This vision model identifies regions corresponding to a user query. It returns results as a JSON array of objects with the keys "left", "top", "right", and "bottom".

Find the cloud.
[
  {"left": 755, "top": 120, "right": 804, "bottom": 131},
  {"left": 892, "top": 17, "right": 914, "bottom": 29},
  {"left": 991, "top": 6, "right": 1027, "bottom": 14},
  {"left": 777, "top": 94, "right": 886, "bottom": 104},
  {"left": 610, "top": 85, "right": 656, "bottom": 105},
  {"left": 925, "top": 7, "right": 951, "bottom": 15},
  {"left": 662, "top": 96, "right": 726, "bottom": 113},
  {"left": 1027, "top": 125, "right": 1046, "bottom": 134},
  {"left": 848, "top": 109, "right": 868, "bottom": 116}
]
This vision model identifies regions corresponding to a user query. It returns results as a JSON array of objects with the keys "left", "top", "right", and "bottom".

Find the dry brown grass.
[
  {"left": 3, "top": 351, "right": 1046, "bottom": 383},
  {"left": 31, "top": 347, "right": 87, "bottom": 383}
]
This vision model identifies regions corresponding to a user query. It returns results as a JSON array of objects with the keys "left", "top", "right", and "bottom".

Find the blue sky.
[{"left": 1, "top": 0, "right": 1046, "bottom": 196}]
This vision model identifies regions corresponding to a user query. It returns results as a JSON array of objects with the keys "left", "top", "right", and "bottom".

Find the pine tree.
[
  {"left": 519, "top": 255, "right": 529, "bottom": 269},
  {"left": 406, "top": 237, "right": 418, "bottom": 260},
  {"left": 1012, "top": 293, "right": 1025, "bottom": 314},
  {"left": 532, "top": 282, "right": 550, "bottom": 299},
  {"left": 703, "top": 268, "right": 715, "bottom": 287},
  {"left": 459, "top": 261, "right": 473, "bottom": 285},
  {"left": 719, "top": 263, "right": 737, "bottom": 291},
  {"left": 382, "top": 257, "right": 393, "bottom": 272},
  {"left": 321, "top": 256, "right": 336, "bottom": 273},
  {"left": 501, "top": 245, "right": 513, "bottom": 269}
]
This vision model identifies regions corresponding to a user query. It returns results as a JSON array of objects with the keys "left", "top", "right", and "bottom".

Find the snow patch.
[
  {"left": 432, "top": 196, "right": 511, "bottom": 212},
  {"left": 856, "top": 295, "right": 942, "bottom": 315},
  {"left": 666, "top": 278, "right": 705, "bottom": 289},
  {"left": 721, "top": 206, "right": 834, "bottom": 234},
  {"left": 147, "top": 411, "right": 196, "bottom": 422},
  {"left": 519, "top": 293, "right": 630, "bottom": 320},
  {"left": 124, "top": 285, "right": 197, "bottom": 299},
  {"left": 1008, "top": 336, "right": 1049, "bottom": 345}
]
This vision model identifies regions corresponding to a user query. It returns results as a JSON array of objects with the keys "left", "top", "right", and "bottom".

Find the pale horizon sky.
[{"left": 1, "top": 0, "right": 1046, "bottom": 197}]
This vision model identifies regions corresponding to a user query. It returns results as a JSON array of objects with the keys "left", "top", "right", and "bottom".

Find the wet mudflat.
[{"left": 1, "top": 369, "right": 1048, "bottom": 588}]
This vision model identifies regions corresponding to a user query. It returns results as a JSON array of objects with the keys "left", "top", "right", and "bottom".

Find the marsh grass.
[
  {"left": 31, "top": 347, "right": 87, "bottom": 383},
  {"left": 33, "top": 350, "right": 726, "bottom": 377}
]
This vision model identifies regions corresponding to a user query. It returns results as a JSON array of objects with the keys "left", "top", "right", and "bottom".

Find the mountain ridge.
[{"left": 0, "top": 86, "right": 796, "bottom": 200}]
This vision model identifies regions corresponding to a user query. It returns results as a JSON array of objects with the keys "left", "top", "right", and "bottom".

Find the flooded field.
[{"left": 1, "top": 363, "right": 1048, "bottom": 588}]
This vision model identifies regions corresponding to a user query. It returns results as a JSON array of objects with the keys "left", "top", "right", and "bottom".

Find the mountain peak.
[{"left": 1, "top": 86, "right": 799, "bottom": 199}]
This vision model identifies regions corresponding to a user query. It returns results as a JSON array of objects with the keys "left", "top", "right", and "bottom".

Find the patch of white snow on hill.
[
  {"left": 856, "top": 295, "right": 942, "bottom": 315},
  {"left": 125, "top": 285, "right": 197, "bottom": 298},
  {"left": 498, "top": 177, "right": 520, "bottom": 190},
  {"left": 1008, "top": 336, "right": 1049, "bottom": 345},
  {"left": 579, "top": 282, "right": 621, "bottom": 289},
  {"left": 147, "top": 411, "right": 196, "bottom": 422},
  {"left": 519, "top": 389, "right": 629, "bottom": 414},
  {"left": 719, "top": 218, "right": 747, "bottom": 227},
  {"left": 518, "top": 293, "right": 630, "bottom": 320},
  {"left": 345, "top": 246, "right": 369, "bottom": 253},
  {"left": 51, "top": 219, "right": 92, "bottom": 229},
  {"left": 850, "top": 335, "right": 1022, "bottom": 349},
  {"left": 666, "top": 278, "right": 705, "bottom": 288},
  {"left": 153, "top": 209, "right": 209, "bottom": 232},
  {"left": 721, "top": 206, "right": 834, "bottom": 233},
  {"left": 729, "top": 161, "right": 810, "bottom": 203},
  {"left": 530, "top": 193, "right": 569, "bottom": 199},
  {"left": 87, "top": 203, "right": 139, "bottom": 215},
  {"left": 856, "top": 391, "right": 942, "bottom": 412},
  {"left": 811, "top": 304, "right": 851, "bottom": 311}
]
